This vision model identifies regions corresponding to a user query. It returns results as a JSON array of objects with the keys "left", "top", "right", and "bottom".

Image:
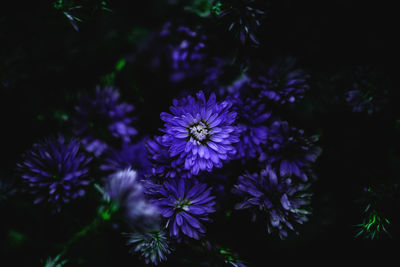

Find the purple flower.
[
  {"left": 105, "top": 168, "right": 159, "bottom": 229},
  {"left": 159, "top": 91, "right": 240, "bottom": 175},
  {"left": 17, "top": 135, "right": 92, "bottom": 211},
  {"left": 250, "top": 58, "right": 309, "bottom": 104},
  {"left": 100, "top": 139, "right": 151, "bottom": 176},
  {"left": 72, "top": 86, "right": 137, "bottom": 156},
  {"left": 344, "top": 65, "right": 389, "bottom": 115},
  {"left": 148, "top": 178, "right": 216, "bottom": 240},
  {"left": 262, "top": 120, "right": 322, "bottom": 181},
  {"left": 233, "top": 165, "right": 312, "bottom": 239}
]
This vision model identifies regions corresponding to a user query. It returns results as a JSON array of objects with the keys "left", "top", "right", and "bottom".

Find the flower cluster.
[
  {"left": 14, "top": 8, "right": 324, "bottom": 265},
  {"left": 17, "top": 135, "right": 92, "bottom": 211},
  {"left": 233, "top": 165, "right": 312, "bottom": 239}
]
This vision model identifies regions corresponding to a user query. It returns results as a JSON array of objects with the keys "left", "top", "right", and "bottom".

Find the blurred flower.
[
  {"left": 126, "top": 229, "right": 171, "bottom": 265},
  {"left": 250, "top": 58, "right": 309, "bottom": 104},
  {"left": 72, "top": 86, "right": 137, "bottom": 156},
  {"left": 148, "top": 178, "right": 216, "bottom": 240},
  {"left": 160, "top": 91, "right": 240, "bottom": 175},
  {"left": 100, "top": 139, "right": 151, "bottom": 176},
  {"left": 135, "top": 22, "right": 209, "bottom": 84},
  {"left": 213, "top": 0, "right": 265, "bottom": 45},
  {"left": 17, "top": 135, "right": 92, "bottom": 212},
  {"left": 233, "top": 165, "right": 312, "bottom": 239},
  {"left": 262, "top": 119, "right": 322, "bottom": 181},
  {"left": 344, "top": 65, "right": 389, "bottom": 115},
  {"left": 105, "top": 168, "right": 159, "bottom": 229}
]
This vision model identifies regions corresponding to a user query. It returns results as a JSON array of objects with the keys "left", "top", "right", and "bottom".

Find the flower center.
[
  {"left": 174, "top": 198, "right": 191, "bottom": 212},
  {"left": 188, "top": 121, "right": 210, "bottom": 142}
]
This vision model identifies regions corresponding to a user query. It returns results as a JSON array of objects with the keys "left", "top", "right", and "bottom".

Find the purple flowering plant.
[{"left": 9, "top": 2, "right": 335, "bottom": 265}]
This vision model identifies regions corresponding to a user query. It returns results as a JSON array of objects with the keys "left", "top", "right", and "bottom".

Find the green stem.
[{"left": 59, "top": 216, "right": 100, "bottom": 258}]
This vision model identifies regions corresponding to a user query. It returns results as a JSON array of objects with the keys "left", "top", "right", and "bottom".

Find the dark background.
[{"left": 1, "top": 0, "right": 399, "bottom": 266}]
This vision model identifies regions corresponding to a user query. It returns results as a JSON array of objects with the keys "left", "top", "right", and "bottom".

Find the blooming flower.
[
  {"left": 100, "top": 139, "right": 151, "bottom": 176},
  {"left": 233, "top": 165, "right": 312, "bottom": 239},
  {"left": 148, "top": 178, "right": 216, "bottom": 240},
  {"left": 72, "top": 86, "right": 137, "bottom": 156},
  {"left": 126, "top": 229, "right": 171, "bottom": 265},
  {"left": 262, "top": 119, "right": 322, "bottom": 181},
  {"left": 17, "top": 135, "right": 92, "bottom": 211},
  {"left": 104, "top": 168, "right": 158, "bottom": 229},
  {"left": 159, "top": 90, "right": 240, "bottom": 175}
]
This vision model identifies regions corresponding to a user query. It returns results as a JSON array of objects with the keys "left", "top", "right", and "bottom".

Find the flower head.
[
  {"left": 148, "top": 178, "right": 216, "bottom": 240},
  {"left": 250, "top": 58, "right": 309, "bottom": 104},
  {"left": 262, "top": 120, "right": 322, "bottom": 181},
  {"left": 17, "top": 135, "right": 92, "bottom": 211},
  {"left": 72, "top": 86, "right": 137, "bottom": 156},
  {"left": 126, "top": 229, "right": 171, "bottom": 265},
  {"left": 104, "top": 168, "right": 159, "bottom": 229},
  {"left": 160, "top": 91, "right": 240, "bottom": 175},
  {"left": 233, "top": 165, "right": 312, "bottom": 239}
]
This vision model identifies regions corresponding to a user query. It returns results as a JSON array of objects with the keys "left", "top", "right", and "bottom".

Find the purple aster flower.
[
  {"left": 100, "top": 138, "right": 151, "bottom": 176},
  {"left": 72, "top": 86, "right": 137, "bottom": 156},
  {"left": 249, "top": 58, "right": 309, "bottom": 104},
  {"left": 345, "top": 90, "right": 375, "bottom": 114},
  {"left": 105, "top": 168, "right": 159, "bottom": 229},
  {"left": 262, "top": 119, "right": 322, "bottom": 181},
  {"left": 126, "top": 228, "right": 171, "bottom": 265},
  {"left": 233, "top": 165, "right": 312, "bottom": 239},
  {"left": 344, "top": 80, "right": 388, "bottom": 115},
  {"left": 17, "top": 135, "right": 92, "bottom": 211},
  {"left": 148, "top": 178, "right": 216, "bottom": 240},
  {"left": 146, "top": 136, "right": 192, "bottom": 178},
  {"left": 159, "top": 91, "right": 240, "bottom": 175}
]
